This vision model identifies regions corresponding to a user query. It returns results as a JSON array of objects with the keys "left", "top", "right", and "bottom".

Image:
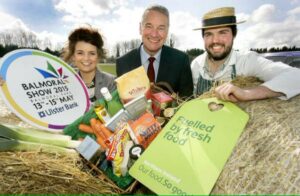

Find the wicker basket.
[
  {"left": 80, "top": 82, "right": 183, "bottom": 194},
  {"left": 85, "top": 160, "right": 138, "bottom": 194}
]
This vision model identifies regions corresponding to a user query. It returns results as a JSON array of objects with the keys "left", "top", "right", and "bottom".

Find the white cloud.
[
  {"left": 250, "top": 4, "right": 275, "bottom": 23},
  {"left": 0, "top": 13, "right": 31, "bottom": 34},
  {"left": 55, "top": 0, "right": 106, "bottom": 17},
  {"left": 91, "top": 0, "right": 129, "bottom": 10},
  {"left": 53, "top": 0, "right": 129, "bottom": 22},
  {"left": 0, "top": 12, "right": 21, "bottom": 29},
  {"left": 53, "top": 0, "right": 138, "bottom": 55},
  {"left": 287, "top": 6, "right": 300, "bottom": 15},
  {"left": 95, "top": 6, "right": 143, "bottom": 54},
  {"left": 169, "top": 11, "right": 203, "bottom": 50},
  {"left": 235, "top": 4, "right": 300, "bottom": 50},
  {"left": 290, "top": 0, "right": 299, "bottom": 5}
]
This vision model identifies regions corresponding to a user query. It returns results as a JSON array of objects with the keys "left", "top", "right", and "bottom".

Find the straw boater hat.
[{"left": 194, "top": 7, "right": 246, "bottom": 30}]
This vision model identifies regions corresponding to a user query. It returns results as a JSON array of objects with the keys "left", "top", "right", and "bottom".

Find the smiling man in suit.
[{"left": 116, "top": 4, "right": 193, "bottom": 98}]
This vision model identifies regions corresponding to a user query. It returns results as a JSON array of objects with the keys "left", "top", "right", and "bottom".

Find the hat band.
[{"left": 203, "top": 16, "right": 236, "bottom": 27}]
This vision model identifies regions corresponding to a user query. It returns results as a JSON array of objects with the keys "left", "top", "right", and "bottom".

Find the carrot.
[
  {"left": 96, "top": 137, "right": 107, "bottom": 150},
  {"left": 99, "top": 123, "right": 113, "bottom": 139},
  {"left": 90, "top": 118, "right": 108, "bottom": 149},
  {"left": 94, "top": 120, "right": 107, "bottom": 140},
  {"left": 93, "top": 127, "right": 107, "bottom": 149},
  {"left": 90, "top": 118, "right": 97, "bottom": 128},
  {"left": 90, "top": 118, "right": 100, "bottom": 136},
  {"left": 78, "top": 123, "right": 94, "bottom": 134}
]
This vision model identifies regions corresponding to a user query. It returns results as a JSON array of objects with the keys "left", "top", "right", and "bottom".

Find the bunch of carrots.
[{"left": 78, "top": 118, "right": 113, "bottom": 150}]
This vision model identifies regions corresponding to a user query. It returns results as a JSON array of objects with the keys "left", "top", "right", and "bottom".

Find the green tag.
[{"left": 129, "top": 98, "right": 249, "bottom": 194}]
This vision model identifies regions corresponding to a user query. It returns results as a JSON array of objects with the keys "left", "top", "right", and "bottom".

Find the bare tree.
[
  {"left": 114, "top": 38, "right": 141, "bottom": 57},
  {"left": 130, "top": 39, "right": 141, "bottom": 50},
  {"left": 0, "top": 29, "right": 40, "bottom": 48},
  {"left": 166, "top": 33, "right": 177, "bottom": 48},
  {"left": 2, "top": 34, "right": 13, "bottom": 45},
  {"left": 115, "top": 43, "right": 121, "bottom": 57}
]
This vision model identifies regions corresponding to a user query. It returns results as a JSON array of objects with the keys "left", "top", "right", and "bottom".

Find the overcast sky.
[{"left": 0, "top": 0, "right": 299, "bottom": 55}]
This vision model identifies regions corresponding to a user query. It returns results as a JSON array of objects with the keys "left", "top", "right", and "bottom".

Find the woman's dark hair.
[
  {"left": 202, "top": 25, "right": 237, "bottom": 38},
  {"left": 62, "top": 26, "right": 106, "bottom": 63}
]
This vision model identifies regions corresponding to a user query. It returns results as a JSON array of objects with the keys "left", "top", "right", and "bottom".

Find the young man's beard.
[{"left": 206, "top": 44, "right": 232, "bottom": 61}]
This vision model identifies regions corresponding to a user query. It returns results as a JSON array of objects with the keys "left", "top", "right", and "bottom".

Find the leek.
[
  {"left": 4, "top": 124, "right": 72, "bottom": 140},
  {"left": 0, "top": 137, "right": 77, "bottom": 155},
  {"left": 0, "top": 124, "right": 81, "bottom": 149}
]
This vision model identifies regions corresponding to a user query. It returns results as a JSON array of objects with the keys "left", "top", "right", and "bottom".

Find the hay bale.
[
  {"left": 0, "top": 151, "right": 117, "bottom": 194},
  {"left": 199, "top": 76, "right": 300, "bottom": 194}
]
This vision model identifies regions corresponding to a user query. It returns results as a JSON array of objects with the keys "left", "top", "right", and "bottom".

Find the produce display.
[
  {"left": 61, "top": 67, "right": 179, "bottom": 192},
  {"left": 63, "top": 87, "right": 175, "bottom": 191}
]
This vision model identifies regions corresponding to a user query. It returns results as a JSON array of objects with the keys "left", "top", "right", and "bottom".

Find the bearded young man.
[{"left": 191, "top": 7, "right": 300, "bottom": 102}]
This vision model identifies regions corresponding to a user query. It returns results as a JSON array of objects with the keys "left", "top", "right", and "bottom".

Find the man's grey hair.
[{"left": 141, "top": 4, "right": 170, "bottom": 26}]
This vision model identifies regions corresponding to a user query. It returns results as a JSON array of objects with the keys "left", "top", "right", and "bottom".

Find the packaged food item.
[
  {"left": 76, "top": 135, "right": 101, "bottom": 163},
  {"left": 94, "top": 103, "right": 111, "bottom": 124},
  {"left": 124, "top": 123, "right": 139, "bottom": 145},
  {"left": 105, "top": 109, "right": 132, "bottom": 132},
  {"left": 124, "top": 94, "right": 148, "bottom": 120},
  {"left": 101, "top": 87, "right": 123, "bottom": 116},
  {"left": 120, "top": 140, "right": 134, "bottom": 177},
  {"left": 151, "top": 92, "right": 173, "bottom": 116},
  {"left": 115, "top": 66, "right": 151, "bottom": 104},
  {"left": 129, "top": 112, "right": 161, "bottom": 148},
  {"left": 106, "top": 124, "right": 130, "bottom": 176}
]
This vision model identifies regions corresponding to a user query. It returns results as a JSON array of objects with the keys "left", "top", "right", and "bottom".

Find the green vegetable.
[
  {"left": 0, "top": 138, "right": 76, "bottom": 155},
  {"left": 0, "top": 124, "right": 81, "bottom": 154},
  {"left": 0, "top": 124, "right": 81, "bottom": 148}
]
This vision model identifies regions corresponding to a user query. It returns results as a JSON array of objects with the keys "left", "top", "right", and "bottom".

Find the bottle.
[
  {"left": 94, "top": 103, "right": 111, "bottom": 124},
  {"left": 100, "top": 87, "right": 123, "bottom": 116},
  {"left": 128, "top": 144, "right": 144, "bottom": 168}
]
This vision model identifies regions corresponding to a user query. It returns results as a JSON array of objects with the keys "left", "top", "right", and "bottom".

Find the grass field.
[{"left": 98, "top": 63, "right": 116, "bottom": 76}]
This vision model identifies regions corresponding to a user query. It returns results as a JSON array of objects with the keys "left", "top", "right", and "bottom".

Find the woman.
[{"left": 62, "top": 26, "right": 116, "bottom": 104}]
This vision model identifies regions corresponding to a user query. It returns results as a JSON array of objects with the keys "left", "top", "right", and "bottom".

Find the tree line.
[
  {"left": 0, "top": 43, "right": 299, "bottom": 63},
  {"left": 251, "top": 46, "right": 300, "bottom": 53}
]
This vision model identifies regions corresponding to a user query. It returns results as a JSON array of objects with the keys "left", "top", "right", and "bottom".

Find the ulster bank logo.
[{"left": 35, "top": 61, "right": 69, "bottom": 79}]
